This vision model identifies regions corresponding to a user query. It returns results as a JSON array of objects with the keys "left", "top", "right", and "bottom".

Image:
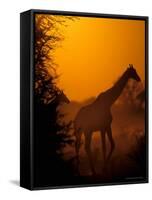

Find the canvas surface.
[{"left": 33, "top": 13, "right": 147, "bottom": 188}]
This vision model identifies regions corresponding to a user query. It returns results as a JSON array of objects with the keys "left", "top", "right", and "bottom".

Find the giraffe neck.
[
  {"left": 108, "top": 71, "right": 129, "bottom": 105},
  {"left": 95, "top": 70, "right": 130, "bottom": 107}
]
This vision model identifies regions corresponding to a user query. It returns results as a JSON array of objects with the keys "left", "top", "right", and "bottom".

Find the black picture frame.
[{"left": 20, "top": 9, "right": 149, "bottom": 190}]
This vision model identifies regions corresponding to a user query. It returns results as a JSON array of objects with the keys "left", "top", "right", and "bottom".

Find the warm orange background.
[{"left": 54, "top": 16, "right": 145, "bottom": 102}]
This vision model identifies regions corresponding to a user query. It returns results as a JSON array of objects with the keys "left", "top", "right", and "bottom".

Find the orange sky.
[{"left": 53, "top": 16, "right": 145, "bottom": 102}]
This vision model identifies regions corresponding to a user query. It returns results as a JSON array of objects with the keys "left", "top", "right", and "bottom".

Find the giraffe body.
[
  {"left": 74, "top": 65, "right": 141, "bottom": 175},
  {"left": 74, "top": 100, "right": 112, "bottom": 133}
]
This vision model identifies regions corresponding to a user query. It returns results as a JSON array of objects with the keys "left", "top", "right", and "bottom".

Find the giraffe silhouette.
[{"left": 74, "top": 64, "right": 141, "bottom": 175}]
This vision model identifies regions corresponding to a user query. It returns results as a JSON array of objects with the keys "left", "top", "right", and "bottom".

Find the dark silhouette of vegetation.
[
  {"left": 34, "top": 14, "right": 77, "bottom": 187},
  {"left": 128, "top": 134, "right": 146, "bottom": 177}
]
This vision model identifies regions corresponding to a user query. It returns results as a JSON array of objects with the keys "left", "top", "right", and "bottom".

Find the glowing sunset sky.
[{"left": 53, "top": 16, "right": 145, "bottom": 102}]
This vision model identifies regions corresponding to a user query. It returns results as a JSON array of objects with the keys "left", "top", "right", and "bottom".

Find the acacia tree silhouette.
[{"left": 34, "top": 14, "right": 76, "bottom": 187}]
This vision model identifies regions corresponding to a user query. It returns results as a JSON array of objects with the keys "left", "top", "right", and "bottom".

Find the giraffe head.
[{"left": 127, "top": 64, "right": 141, "bottom": 82}]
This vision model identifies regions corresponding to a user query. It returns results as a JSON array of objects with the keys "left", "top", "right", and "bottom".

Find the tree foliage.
[
  {"left": 34, "top": 14, "right": 77, "bottom": 186},
  {"left": 35, "top": 14, "right": 74, "bottom": 104}
]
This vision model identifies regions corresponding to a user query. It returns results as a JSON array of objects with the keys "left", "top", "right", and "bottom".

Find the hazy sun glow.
[{"left": 53, "top": 16, "right": 145, "bottom": 102}]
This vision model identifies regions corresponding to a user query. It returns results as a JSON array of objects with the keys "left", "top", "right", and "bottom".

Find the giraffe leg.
[
  {"left": 106, "top": 125, "right": 115, "bottom": 162},
  {"left": 75, "top": 129, "right": 82, "bottom": 156},
  {"left": 85, "top": 131, "right": 96, "bottom": 175},
  {"left": 101, "top": 130, "right": 106, "bottom": 165}
]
